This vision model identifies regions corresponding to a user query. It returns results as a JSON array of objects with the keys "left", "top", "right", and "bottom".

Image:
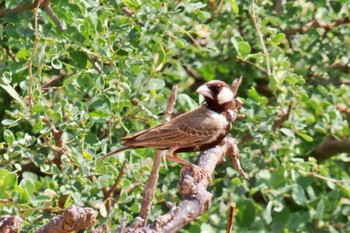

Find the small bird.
[{"left": 100, "top": 78, "right": 243, "bottom": 181}]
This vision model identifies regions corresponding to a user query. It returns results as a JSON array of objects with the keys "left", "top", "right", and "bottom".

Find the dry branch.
[
  {"left": 0, "top": 216, "right": 23, "bottom": 233},
  {"left": 36, "top": 205, "right": 96, "bottom": 233},
  {"left": 309, "top": 135, "right": 350, "bottom": 162},
  {"left": 251, "top": 0, "right": 271, "bottom": 76},
  {"left": 123, "top": 136, "right": 246, "bottom": 233},
  {"left": 284, "top": 16, "right": 350, "bottom": 36},
  {"left": 0, "top": 0, "right": 64, "bottom": 31},
  {"left": 138, "top": 85, "right": 179, "bottom": 225}
]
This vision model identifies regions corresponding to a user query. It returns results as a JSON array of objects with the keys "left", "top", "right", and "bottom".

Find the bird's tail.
[{"left": 98, "top": 146, "right": 134, "bottom": 160}]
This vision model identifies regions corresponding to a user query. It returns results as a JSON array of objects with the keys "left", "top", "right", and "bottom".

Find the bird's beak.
[{"left": 196, "top": 84, "right": 214, "bottom": 99}]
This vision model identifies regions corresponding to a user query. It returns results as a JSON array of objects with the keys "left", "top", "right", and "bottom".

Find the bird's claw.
[{"left": 180, "top": 165, "right": 212, "bottom": 183}]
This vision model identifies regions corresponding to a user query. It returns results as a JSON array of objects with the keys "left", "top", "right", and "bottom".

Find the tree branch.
[
  {"left": 0, "top": 216, "right": 23, "bottom": 233},
  {"left": 0, "top": 0, "right": 64, "bottom": 32},
  {"left": 284, "top": 16, "right": 350, "bottom": 36},
  {"left": 309, "top": 135, "right": 350, "bottom": 162},
  {"left": 36, "top": 205, "right": 96, "bottom": 233},
  {"left": 124, "top": 136, "right": 246, "bottom": 233},
  {"left": 251, "top": 0, "right": 271, "bottom": 76},
  {"left": 138, "top": 85, "right": 179, "bottom": 225}
]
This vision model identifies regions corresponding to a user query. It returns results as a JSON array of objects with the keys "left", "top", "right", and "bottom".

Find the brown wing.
[{"left": 121, "top": 106, "right": 229, "bottom": 149}]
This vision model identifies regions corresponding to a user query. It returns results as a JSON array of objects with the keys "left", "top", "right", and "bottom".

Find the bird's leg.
[{"left": 165, "top": 148, "right": 211, "bottom": 182}]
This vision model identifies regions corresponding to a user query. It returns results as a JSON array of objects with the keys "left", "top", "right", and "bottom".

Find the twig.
[
  {"left": 205, "top": 0, "right": 225, "bottom": 24},
  {"left": 103, "top": 160, "right": 127, "bottom": 200},
  {"left": 284, "top": 16, "right": 350, "bottom": 36},
  {"left": 27, "top": 0, "right": 42, "bottom": 106},
  {"left": 251, "top": 0, "right": 271, "bottom": 76},
  {"left": 138, "top": 85, "right": 179, "bottom": 225},
  {"left": 4, "top": 46, "right": 19, "bottom": 62},
  {"left": 174, "top": 24, "right": 201, "bottom": 48},
  {"left": 299, "top": 170, "right": 341, "bottom": 184},
  {"left": 226, "top": 202, "right": 236, "bottom": 233},
  {"left": 273, "top": 99, "right": 295, "bottom": 131},
  {"left": 40, "top": 0, "right": 65, "bottom": 32},
  {"left": 236, "top": 56, "right": 267, "bottom": 75}
]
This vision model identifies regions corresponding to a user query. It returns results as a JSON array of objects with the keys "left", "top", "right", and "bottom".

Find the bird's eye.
[{"left": 213, "top": 85, "right": 223, "bottom": 93}]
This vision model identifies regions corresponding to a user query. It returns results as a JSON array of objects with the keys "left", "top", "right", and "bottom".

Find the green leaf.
[
  {"left": 237, "top": 42, "right": 251, "bottom": 57},
  {"left": 296, "top": 132, "right": 313, "bottom": 142},
  {"left": 144, "top": 78, "right": 165, "bottom": 91},
  {"left": 0, "top": 76, "right": 25, "bottom": 106},
  {"left": 3, "top": 129, "right": 15, "bottom": 145},
  {"left": 32, "top": 43, "right": 47, "bottom": 67},
  {"left": 247, "top": 87, "right": 268, "bottom": 105},
  {"left": 69, "top": 51, "right": 88, "bottom": 68},
  {"left": 153, "top": 41, "right": 166, "bottom": 71},
  {"left": 228, "top": 0, "right": 239, "bottom": 14},
  {"left": 292, "top": 184, "right": 308, "bottom": 206},
  {"left": 280, "top": 128, "right": 295, "bottom": 137},
  {"left": 51, "top": 56, "right": 63, "bottom": 69},
  {"left": 31, "top": 195, "right": 52, "bottom": 204},
  {"left": 231, "top": 35, "right": 243, "bottom": 52},
  {"left": 20, "top": 179, "right": 35, "bottom": 196},
  {"left": 3, "top": 172, "right": 17, "bottom": 190},
  {"left": 33, "top": 118, "right": 44, "bottom": 133}
]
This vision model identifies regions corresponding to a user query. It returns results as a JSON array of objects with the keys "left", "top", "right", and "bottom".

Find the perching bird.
[{"left": 100, "top": 78, "right": 243, "bottom": 181}]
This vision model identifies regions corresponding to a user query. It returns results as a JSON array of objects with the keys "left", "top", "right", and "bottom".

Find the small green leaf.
[
  {"left": 228, "top": 0, "right": 239, "bottom": 14},
  {"left": 292, "top": 184, "right": 308, "bottom": 206},
  {"left": 0, "top": 76, "right": 25, "bottom": 106},
  {"left": 238, "top": 42, "right": 251, "bottom": 57},
  {"left": 3, "top": 173, "right": 17, "bottom": 190},
  {"left": 51, "top": 56, "right": 62, "bottom": 69},
  {"left": 145, "top": 78, "right": 165, "bottom": 91},
  {"left": 231, "top": 35, "right": 243, "bottom": 53},
  {"left": 32, "top": 43, "right": 47, "bottom": 67},
  {"left": 33, "top": 118, "right": 43, "bottom": 133},
  {"left": 247, "top": 87, "right": 268, "bottom": 105},
  {"left": 174, "top": 39, "right": 186, "bottom": 48},
  {"left": 296, "top": 132, "right": 313, "bottom": 142},
  {"left": 20, "top": 179, "right": 35, "bottom": 196},
  {"left": 153, "top": 41, "right": 166, "bottom": 71},
  {"left": 31, "top": 195, "right": 52, "bottom": 204},
  {"left": 280, "top": 128, "right": 295, "bottom": 137},
  {"left": 3, "top": 129, "right": 15, "bottom": 145},
  {"left": 63, "top": 73, "right": 80, "bottom": 86},
  {"left": 69, "top": 51, "right": 88, "bottom": 68}
]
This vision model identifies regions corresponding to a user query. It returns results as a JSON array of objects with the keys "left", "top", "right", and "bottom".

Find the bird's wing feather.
[{"left": 122, "top": 107, "right": 228, "bottom": 149}]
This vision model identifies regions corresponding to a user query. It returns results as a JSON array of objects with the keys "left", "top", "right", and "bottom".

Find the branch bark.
[
  {"left": 284, "top": 16, "right": 350, "bottom": 36},
  {"left": 0, "top": 0, "right": 64, "bottom": 32},
  {"left": 138, "top": 85, "right": 178, "bottom": 225},
  {"left": 123, "top": 136, "right": 246, "bottom": 233},
  {"left": 36, "top": 205, "right": 96, "bottom": 233},
  {"left": 0, "top": 216, "right": 23, "bottom": 233},
  {"left": 309, "top": 136, "right": 350, "bottom": 162}
]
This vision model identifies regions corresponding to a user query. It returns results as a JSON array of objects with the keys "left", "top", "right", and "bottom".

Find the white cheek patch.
[{"left": 217, "top": 87, "right": 234, "bottom": 104}]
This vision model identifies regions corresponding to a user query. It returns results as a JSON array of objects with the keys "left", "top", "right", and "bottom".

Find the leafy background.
[{"left": 1, "top": 0, "right": 350, "bottom": 232}]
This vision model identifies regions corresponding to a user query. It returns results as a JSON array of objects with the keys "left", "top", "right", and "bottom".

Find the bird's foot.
[{"left": 180, "top": 164, "right": 212, "bottom": 183}]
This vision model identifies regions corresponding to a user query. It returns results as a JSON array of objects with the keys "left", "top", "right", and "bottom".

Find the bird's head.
[{"left": 196, "top": 78, "right": 242, "bottom": 111}]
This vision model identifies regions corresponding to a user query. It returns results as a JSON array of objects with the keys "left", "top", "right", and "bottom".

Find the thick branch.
[
  {"left": 124, "top": 136, "right": 246, "bottom": 233},
  {"left": 36, "top": 205, "right": 96, "bottom": 233},
  {"left": 0, "top": 216, "right": 23, "bottom": 233},
  {"left": 284, "top": 16, "right": 350, "bottom": 36},
  {"left": 309, "top": 136, "right": 350, "bottom": 162}
]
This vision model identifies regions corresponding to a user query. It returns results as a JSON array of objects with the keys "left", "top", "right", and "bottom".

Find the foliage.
[{"left": 1, "top": 0, "right": 350, "bottom": 232}]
